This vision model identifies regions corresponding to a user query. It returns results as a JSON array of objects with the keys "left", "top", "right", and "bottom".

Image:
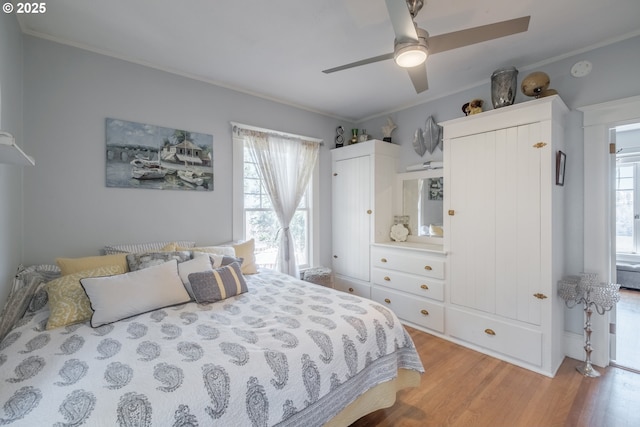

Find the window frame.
[{"left": 232, "top": 133, "right": 320, "bottom": 270}]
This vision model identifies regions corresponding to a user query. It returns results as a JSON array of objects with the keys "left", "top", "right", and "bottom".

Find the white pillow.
[
  {"left": 177, "top": 255, "right": 214, "bottom": 299},
  {"left": 80, "top": 259, "right": 190, "bottom": 327}
]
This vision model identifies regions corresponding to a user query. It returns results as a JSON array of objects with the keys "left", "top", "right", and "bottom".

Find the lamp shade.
[{"left": 394, "top": 47, "right": 427, "bottom": 68}]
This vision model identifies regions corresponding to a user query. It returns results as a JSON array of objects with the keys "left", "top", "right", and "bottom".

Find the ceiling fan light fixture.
[{"left": 394, "top": 46, "right": 427, "bottom": 67}]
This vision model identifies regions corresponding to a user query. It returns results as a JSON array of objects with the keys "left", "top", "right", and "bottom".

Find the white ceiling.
[{"left": 16, "top": 0, "right": 640, "bottom": 122}]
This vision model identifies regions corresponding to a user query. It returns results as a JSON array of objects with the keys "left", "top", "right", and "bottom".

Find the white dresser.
[{"left": 370, "top": 242, "right": 446, "bottom": 334}]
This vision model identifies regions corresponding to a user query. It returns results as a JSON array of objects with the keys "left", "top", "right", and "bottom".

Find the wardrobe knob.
[
  {"left": 420, "top": 284, "right": 429, "bottom": 290},
  {"left": 420, "top": 310, "right": 429, "bottom": 316},
  {"left": 366, "top": 210, "right": 372, "bottom": 214},
  {"left": 348, "top": 287, "right": 354, "bottom": 292},
  {"left": 384, "top": 298, "right": 391, "bottom": 304},
  {"left": 424, "top": 265, "right": 432, "bottom": 271},
  {"left": 484, "top": 329, "right": 496, "bottom": 336},
  {"left": 384, "top": 276, "right": 390, "bottom": 281},
  {"left": 533, "top": 293, "right": 548, "bottom": 300},
  {"left": 381, "top": 258, "right": 387, "bottom": 263}
]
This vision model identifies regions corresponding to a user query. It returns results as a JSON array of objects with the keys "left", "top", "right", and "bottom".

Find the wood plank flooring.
[{"left": 350, "top": 326, "right": 640, "bottom": 427}]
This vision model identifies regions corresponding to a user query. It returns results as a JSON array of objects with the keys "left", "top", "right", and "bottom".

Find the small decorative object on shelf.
[
  {"left": 381, "top": 117, "right": 397, "bottom": 143},
  {"left": 462, "top": 99, "right": 484, "bottom": 116},
  {"left": 491, "top": 66, "right": 518, "bottom": 108},
  {"left": 350, "top": 128, "right": 358, "bottom": 144},
  {"left": 390, "top": 223, "right": 409, "bottom": 242},
  {"left": 335, "top": 126, "right": 344, "bottom": 148},
  {"left": 358, "top": 129, "right": 368, "bottom": 142},
  {"left": 558, "top": 273, "right": 620, "bottom": 377},
  {"left": 521, "top": 71, "right": 558, "bottom": 99}
]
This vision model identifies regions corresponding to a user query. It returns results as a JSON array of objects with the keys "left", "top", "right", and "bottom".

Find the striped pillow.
[
  {"left": 103, "top": 241, "right": 196, "bottom": 255},
  {"left": 188, "top": 262, "right": 248, "bottom": 304}
]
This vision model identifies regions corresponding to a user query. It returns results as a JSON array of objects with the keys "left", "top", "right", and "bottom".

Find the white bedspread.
[{"left": 0, "top": 269, "right": 423, "bottom": 426}]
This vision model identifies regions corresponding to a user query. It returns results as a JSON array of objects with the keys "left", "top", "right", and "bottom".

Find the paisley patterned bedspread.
[{"left": 0, "top": 269, "right": 424, "bottom": 426}]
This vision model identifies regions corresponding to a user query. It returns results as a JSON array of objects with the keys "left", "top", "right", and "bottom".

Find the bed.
[{"left": 0, "top": 242, "right": 423, "bottom": 426}]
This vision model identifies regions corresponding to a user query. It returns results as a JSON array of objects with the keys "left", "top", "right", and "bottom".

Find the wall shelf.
[{"left": 0, "top": 131, "right": 35, "bottom": 166}]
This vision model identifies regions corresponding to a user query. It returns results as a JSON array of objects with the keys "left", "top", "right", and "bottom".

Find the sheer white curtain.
[{"left": 245, "top": 132, "right": 319, "bottom": 277}]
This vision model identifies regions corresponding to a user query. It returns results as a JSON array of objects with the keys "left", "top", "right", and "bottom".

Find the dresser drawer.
[
  {"left": 372, "top": 286, "right": 444, "bottom": 333},
  {"left": 372, "top": 267, "right": 444, "bottom": 302},
  {"left": 447, "top": 308, "right": 542, "bottom": 367},
  {"left": 371, "top": 246, "right": 444, "bottom": 279},
  {"left": 334, "top": 275, "right": 370, "bottom": 299}
]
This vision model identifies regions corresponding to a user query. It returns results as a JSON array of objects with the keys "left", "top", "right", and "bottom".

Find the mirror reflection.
[{"left": 403, "top": 177, "right": 443, "bottom": 237}]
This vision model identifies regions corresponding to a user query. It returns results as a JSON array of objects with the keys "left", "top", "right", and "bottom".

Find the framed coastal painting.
[{"left": 106, "top": 118, "right": 214, "bottom": 191}]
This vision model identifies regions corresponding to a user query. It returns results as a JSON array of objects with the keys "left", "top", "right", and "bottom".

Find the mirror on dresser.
[{"left": 395, "top": 169, "right": 444, "bottom": 244}]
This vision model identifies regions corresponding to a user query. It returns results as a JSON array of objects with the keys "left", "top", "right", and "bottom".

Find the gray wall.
[
  {"left": 359, "top": 35, "right": 640, "bottom": 333},
  {"left": 22, "top": 36, "right": 351, "bottom": 267},
  {"left": 4, "top": 25, "right": 639, "bottom": 335},
  {"left": 0, "top": 14, "right": 25, "bottom": 306}
]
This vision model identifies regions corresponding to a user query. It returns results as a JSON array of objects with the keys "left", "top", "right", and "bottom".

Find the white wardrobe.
[
  {"left": 331, "top": 140, "right": 399, "bottom": 298},
  {"left": 443, "top": 95, "right": 568, "bottom": 377}
]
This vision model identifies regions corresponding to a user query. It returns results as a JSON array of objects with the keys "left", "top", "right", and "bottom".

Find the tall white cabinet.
[
  {"left": 331, "top": 140, "right": 399, "bottom": 298},
  {"left": 442, "top": 96, "right": 568, "bottom": 377}
]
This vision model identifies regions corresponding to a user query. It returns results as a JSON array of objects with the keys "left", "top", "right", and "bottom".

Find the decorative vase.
[
  {"left": 350, "top": 128, "right": 358, "bottom": 144},
  {"left": 491, "top": 67, "right": 518, "bottom": 109}
]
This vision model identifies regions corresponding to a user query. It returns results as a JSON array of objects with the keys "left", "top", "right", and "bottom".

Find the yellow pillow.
[
  {"left": 232, "top": 239, "right": 258, "bottom": 275},
  {"left": 160, "top": 242, "right": 179, "bottom": 251},
  {"left": 56, "top": 254, "right": 128, "bottom": 276},
  {"left": 46, "top": 264, "right": 126, "bottom": 330}
]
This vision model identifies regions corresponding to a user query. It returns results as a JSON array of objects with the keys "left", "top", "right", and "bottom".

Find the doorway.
[{"left": 613, "top": 122, "right": 640, "bottom": 372}]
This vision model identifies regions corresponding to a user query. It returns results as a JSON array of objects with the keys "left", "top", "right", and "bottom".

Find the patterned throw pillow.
[
  {"left": 188, "top": 262, "right": 248, "bottom": 304},
  {"left": 46, "top": 264, "right": 126, "bottom": 330},
  {"left": 208, "top": 254, "right": 244, "bottom": 268},
  {"left": 126, "top": 251, "right": 192, "bottom": 272}
]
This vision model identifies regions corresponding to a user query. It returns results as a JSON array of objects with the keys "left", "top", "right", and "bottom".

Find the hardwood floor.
[{"left": 351, "top": 327, "right": 640, "bottom": 427}]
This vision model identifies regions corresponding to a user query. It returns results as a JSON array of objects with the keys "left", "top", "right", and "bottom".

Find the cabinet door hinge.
[
  {"left": 610, "top": 143, "right": 616, "bottom": 154},
  {"left": 610, "top": 322, "right": 616, "bottom": 334}
]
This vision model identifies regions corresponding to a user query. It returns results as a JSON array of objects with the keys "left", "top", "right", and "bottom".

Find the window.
[
  {"left": 232, "top": 127, "right": 319, "bottom": 271},
  {"left": 616, "top": 163, "right": 636, "bottom": 253},
  {"left": 615, "top": 123, "right": 640, "bottom": 255}
]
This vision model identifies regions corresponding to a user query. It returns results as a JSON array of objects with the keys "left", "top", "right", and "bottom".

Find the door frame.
[{"left": 580, "top": 95, "right": 640, "bottom": 367}]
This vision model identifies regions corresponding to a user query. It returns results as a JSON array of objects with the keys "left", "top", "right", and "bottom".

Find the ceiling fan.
[{"left": 322, "top": 0, "right": 530, "bottom": 93}]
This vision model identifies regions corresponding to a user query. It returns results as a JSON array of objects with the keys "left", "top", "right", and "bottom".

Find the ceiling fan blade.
[
  {"left": 427, "top": 16, "right": 530, "bottom": 55},
  {"left": 407, "top": 62, "right": 428, "bottom": 93},
  {"left": 385, "top": 0, "right": 419, "bottom": 42},
  {"left": 322, "top": 52, "right": 394, "bottom": 74}
]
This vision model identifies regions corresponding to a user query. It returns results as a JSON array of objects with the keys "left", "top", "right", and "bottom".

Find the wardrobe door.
[
  {"left": 448, "top": 131, "right": 497, "bottom": 314},
  {"left": 332, "top": 155, "right": 371, "bottom": 282}
]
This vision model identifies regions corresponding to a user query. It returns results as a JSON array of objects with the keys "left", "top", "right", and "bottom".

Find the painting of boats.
[{"left": 106, "top": 118, "right": 213, "bottom": 191}]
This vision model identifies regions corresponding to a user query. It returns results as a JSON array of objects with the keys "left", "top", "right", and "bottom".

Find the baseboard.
[{"left": 564, "top": 331, "right": 587, "bottom": 363}]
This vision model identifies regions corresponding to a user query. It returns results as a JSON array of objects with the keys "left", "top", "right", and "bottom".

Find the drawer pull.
[
  {"left": 384, "top": 298, "right": 391, "bottom": 304},
  {"left": 424, "top": 265, "right": 432, "bottom": 271},
  {"left": 333, "top": 255, "right": 338, "bottom": 259},
  {"left": 420, "top": 309, "right": 429, "bottom": 316},
  {"left": 348, "top": 287, "right": 354, "bottom": 293},
  {"left": 380, "top": 258, "right": 387, "bottom": 263},
  {"left": 367, "top": 210, "right": 372, "bottom": 214},
  {"left": 533, "top": 293, "right": 548, "bottom": 300},
  {"left": 484, "top": 328, "right": 496, "bottom": 336},
  {"left": 420, "top": 284, "right": 429, "bottom": 290},
  {"left": 384, "top": 276, "right": 391, "bottom": 281}
]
